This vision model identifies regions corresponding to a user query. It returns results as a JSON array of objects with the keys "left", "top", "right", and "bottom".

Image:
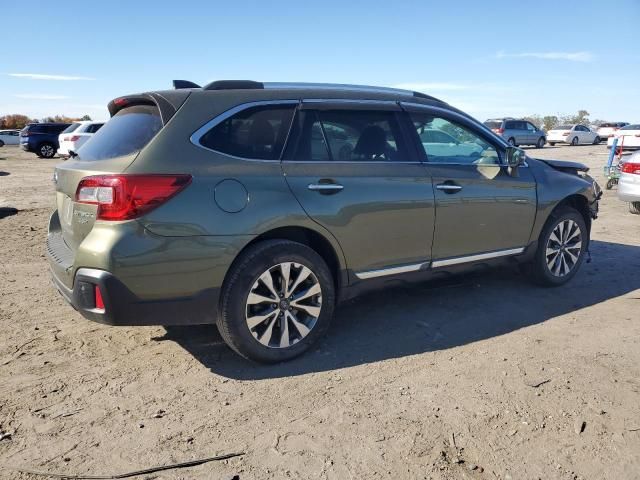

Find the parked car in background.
[
  {"left": 607, "top": 124, "right": 640, "bottom": 151},
  {"left": 58, "top": 121, "right": 104, "bottom": 158},
  {"left": 597, "top": 122, "right": 629, "bottom": 142},
  {"left": 20, "top": 123, "right": 70, "bottom": 158},
  {"left": 618, "top": 151, "right": 640, "bottom": 214},
  {"left": 0, "top": 129, "right": 21, "bottom": 146},
  {"left": 47, "top": 80, "right": 600, "bottom": 362},
  {"left": 483, "top": 118, "right": 546, "bottom": 148},
  {"left": 547, "top": 125, "right": 600, "bottom": 146}
]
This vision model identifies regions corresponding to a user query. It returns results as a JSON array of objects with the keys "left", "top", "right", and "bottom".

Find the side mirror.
[{"left": 505, "top": 146, "right": 526, "bottom": 168}]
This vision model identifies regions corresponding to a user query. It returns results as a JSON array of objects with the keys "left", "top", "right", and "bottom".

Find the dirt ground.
[{"left": 1, "top": 143, "right": 639, "bottom": 480}]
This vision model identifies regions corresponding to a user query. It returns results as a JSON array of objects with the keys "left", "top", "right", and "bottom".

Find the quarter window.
[
  {"left": 285, "top": 109, "right": 409, "bottom": 162},
  {"left": 199, "top": 105, "right": 295, "bottom": 160},
  {"left": 410, "top": 112, "right": 500, "bottom": 165}
]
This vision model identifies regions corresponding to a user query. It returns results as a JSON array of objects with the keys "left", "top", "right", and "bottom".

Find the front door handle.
[
  {"left": 436, "top": 183, "right": 463, "bottom": 193},
  {"left": 308, "top": 183, "right": 344, "bottom": 193}
]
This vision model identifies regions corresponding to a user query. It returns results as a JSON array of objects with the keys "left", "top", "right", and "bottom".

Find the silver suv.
[{"left": 484, "top": 118, "right": 547, "bottom": 148}]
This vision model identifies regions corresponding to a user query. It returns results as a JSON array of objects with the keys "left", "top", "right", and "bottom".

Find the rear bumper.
[
  {"left": 618, "top": 174, "right": 640, "bottom": 203},
  {"left": 51, "top": 266, "right": 220, "bottom": 326}
]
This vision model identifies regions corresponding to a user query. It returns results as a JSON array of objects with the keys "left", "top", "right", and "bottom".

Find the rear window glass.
[
  {"left": 556, "top": 125, "right": 573, "bottom": 130},
  {"left": 484, "top": 121, "right": 502, "bottom": 129},
  {"left": 62, "top": 123, "right": 81, "bottom": 134},
  {"left": 199, "top": 105, "right": 296, "bottom": 160},
  {"left": 620, "top": 124, "right": 640, "bottom": 130},
  {"left": 77, "top": 105, "right": 162, "bottom": 161}
]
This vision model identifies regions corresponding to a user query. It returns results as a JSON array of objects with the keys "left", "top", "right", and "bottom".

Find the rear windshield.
[
  {"left": 77, "top": 104, "right": 162, "bottom": 161},
  {"left": 62, "top": 123, "right": 81, "bottom": 134},
  {"left": 484, "top": 121, "right": 502, "bottom": 129},
  {"left": 621, "top": 124, "right": 640, "bottom": 130},
  {"left": 556, "top": 125, "right": 573, "bottom": 130}
]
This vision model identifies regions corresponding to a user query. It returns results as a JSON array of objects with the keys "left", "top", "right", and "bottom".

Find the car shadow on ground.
[{"left": 157, "top": 240, "right": 640, "bottom": 379}]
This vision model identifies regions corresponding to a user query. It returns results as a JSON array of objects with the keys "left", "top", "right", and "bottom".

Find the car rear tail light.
[
  {"left": 622, "top": 163, "right": 640, "bottom": 175},
  {"left": 69, "top": 135, "right": 80, "bottom": 142},
  {"left": 562, "top": 132, "right": 570, "bottom": 136},
  {"left": 75, "top": 174, "right": 192, "bottom": 220},
  {"left": 492, "top": 128, "right": 504, "bottom": 134},
  {"left": 94, "top": 285, "right": 105, "bottom": 311}
]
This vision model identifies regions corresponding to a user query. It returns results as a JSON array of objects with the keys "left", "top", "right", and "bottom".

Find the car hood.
[{"left": 535, "top": 158, "right": 589, "bottom": 173}]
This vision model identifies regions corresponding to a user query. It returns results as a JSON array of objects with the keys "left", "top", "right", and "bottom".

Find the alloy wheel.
[
  {"left": 245, "top": 262, "right": 322, "bottom": 348},
  {"left": 41, "top": 145, "right": 54, "bottom": 157},
  {"left": 545, "top": 219, "right": 582, "bottom": 277}
]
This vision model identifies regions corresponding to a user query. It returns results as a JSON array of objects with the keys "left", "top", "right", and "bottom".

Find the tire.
[
  {"left": 571, "top": 136, "right": 578, "bottom": 146},
  {"left": 0, "top": 140, "right": 4, "bottom": 147},
  {"left": 524, "top": 206, "right": 588, "bottom": 287},
  {"left": 593, "top": 136, "right": 601, "bottom": 145},
  {"left": 217, "top": 239, "right": 336, "bottom": 363},
  {"left": 536, "top": 137, "right": 545, "bottom": 148},
  {"left": 549, "top": 142, "right": 556, "bottom": 146},
  {"left": 606, "top": 179, "right": 616, "bottom": 190},
  {"left": 630, "top": 202, "right": 640, "bottom": 215},
  {"left": 38, "top": 143, "right": 56, "bottom": 158},
  {"left": 507, "top": 137, "right": 516, "bottom": 146}
]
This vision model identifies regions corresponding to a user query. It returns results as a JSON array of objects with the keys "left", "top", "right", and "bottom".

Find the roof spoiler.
[{"left": 173, "top": 80, "right": 201, "bottom": 89}]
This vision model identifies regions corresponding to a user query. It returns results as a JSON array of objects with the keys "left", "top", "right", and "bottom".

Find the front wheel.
[
  {"left": 630, "top": 202, "right": 640, "bottom": 215},
  {"left": 507, "top": 137, "right": 516, "bottom": 146},
  {"left": 536, "top": 137, "right": 545, "bottom": 148},
  {"left": 0, "top": 140, "right": 4, "bottom": 147},
  {"left": 524, "top": 207, "right": 588, "bottom": 286},
  {"left": 217, "top": 240, "right": 335, "bottom": 363},
  {"left": 38, "top": 143, "right": 56, "bottom": 158},
  {"left": 593, "top": 136, "right": 601, "bottom": 145},
  {"left": 571, "top": 136, "right": 579, "bottom": 146},
  {"left": 549, "top": 142, "right": 556, "bottom": 146}
]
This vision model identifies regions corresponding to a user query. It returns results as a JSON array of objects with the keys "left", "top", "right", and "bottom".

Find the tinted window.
[
  {"left": 62, "top": 123, "right": 81, "bottom": 134},
  {"left": 286, "top": 109, "right": 408, "bottom": 162},
  {"left": 621, "top": 124, "right": 640, "bottom": 130},
  {"left": 200, "top": 105, "right": 295, "bottom": 160},
  {"left": 86, "top": 123, "right": 103, "bottom": 134},
  {"left": 410, "top": 112, "right": 500, "bottom": 165},
  {"left": 77, "top": 105, "right": 162, "bottom": 161},
  {"left": 484, "top": 121, "right": 502, "bottom": 129},
  {"left": 556, "top": 125, "right": 573, "bottom": 130},
  {"left": 526, "top": 122, "right": 537, "bottom": 131}
]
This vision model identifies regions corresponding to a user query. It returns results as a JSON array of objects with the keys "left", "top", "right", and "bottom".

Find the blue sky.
[{"left": 1, "top": 0, "right": 638, "bottom": 122}]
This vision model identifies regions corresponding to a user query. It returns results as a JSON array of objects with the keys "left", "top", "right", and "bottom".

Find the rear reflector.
[
  {"left": 94, "top": 285, "right": 105, "bottom": 311},
  {"left": 622, "top": 163, "right": 640, "bottom": 175},
  {"left": 75, "top": 174, "right": 192, "bottom": 220}
]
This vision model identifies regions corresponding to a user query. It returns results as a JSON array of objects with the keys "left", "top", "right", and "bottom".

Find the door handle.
[
  {"left": 436, "top": 183, "right": 463, "bottom": 193},
  {"left": 308, "top": 183, "right": 344, "bottom": 193}
]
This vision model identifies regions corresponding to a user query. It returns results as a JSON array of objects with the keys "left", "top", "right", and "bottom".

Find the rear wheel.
[
  {"left": 536, "top": 137, "right": 545, "bottom": 148},
  {"left": 507, "top": 137, "right": 516, "bottom": 146},
  {"left": 593, "top": 136, "right": 601, "bottom": 145},
  {"left": 549, "top": 142, "right": 556, "bottom": 146},
  {"left": 0, "top": 140, "right": 4, "bottom": 147},
  {"left": 217, "top": 240, "right": 335, "bottom": 363},
  {"left": 630, "top": 202, "right": 640, "bottom": 215},
  {"left": 38, "top": 143, "right": 56, "bottom": 158},
  {"left": 524, "top": 206, "right": 588, "bottom": 286},
  {"left": 571, "top": 136, "right": 579, "bottom": 146}
]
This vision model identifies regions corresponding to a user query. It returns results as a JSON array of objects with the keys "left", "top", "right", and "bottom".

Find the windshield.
[
  {"left": 77, "top": 104, "right": 162, "bottom": 161},
  {"left": 484, "top": 121, "right": 502, "bottom": 129}
]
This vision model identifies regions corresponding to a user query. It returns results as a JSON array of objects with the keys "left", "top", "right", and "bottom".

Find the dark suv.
[
  {"left": 47, "top": 80, "right": 600, "bottom": 362},
  {"left": 20, "top": 122, "right": 70, "bottom": 158}
]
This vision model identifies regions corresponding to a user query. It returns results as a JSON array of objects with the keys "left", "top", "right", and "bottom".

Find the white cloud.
[
  {"left": 14, "top": 94, "right": 70, "bottom": 100},
  {"left": 495, "top": 51, "right": 594, "bottom": 62},
  {"left": 393, "top": 82, "right": 472, "bottom": 91},
  {"left": 8, "top": 73, "right": 95, "bottom": 81}
]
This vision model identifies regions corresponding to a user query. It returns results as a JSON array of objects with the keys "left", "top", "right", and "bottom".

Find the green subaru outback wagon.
[{"left": 47, "top": 80, "right": 601, "bottom": 362}]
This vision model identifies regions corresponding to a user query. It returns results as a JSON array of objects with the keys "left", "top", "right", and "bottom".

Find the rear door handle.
[
  {"left": 436, "top": 183, "right": 462, "bottom": 193},
  {"left": 308, "top": 183, "right": 344, "bottom": 193}
]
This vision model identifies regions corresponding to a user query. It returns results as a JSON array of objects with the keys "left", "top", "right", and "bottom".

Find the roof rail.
[
  {"left": 263, "top": 82, "right": 444, "bottom": 102},
  {"left": 203, "top": 80, "right": 264, "bottom": 91},
  {"left": 173, "top": 80, "right": 201, "bottom": 89}
]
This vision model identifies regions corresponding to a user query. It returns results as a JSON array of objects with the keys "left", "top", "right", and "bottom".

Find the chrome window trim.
[
  {"left": 189, "top": 99, "right": 299, "bottom": 161},
  {"left": 355, "top": 262, "right": 428, "bottom": 280},
  {"left": 431, "top": 247, "right": 525, "bottom": 268}
]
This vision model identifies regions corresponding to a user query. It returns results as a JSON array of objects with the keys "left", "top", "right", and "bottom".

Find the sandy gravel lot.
[{"left": 1, "top": 143, "right": 639, "bottom": 480}]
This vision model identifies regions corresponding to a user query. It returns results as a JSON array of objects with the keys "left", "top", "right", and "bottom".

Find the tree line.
[
  {"left": 522, "top": 110, "right": 611, "bottom": 132},
  {"left": 0, "top": 114, "right": 92, "bottom": 130}
]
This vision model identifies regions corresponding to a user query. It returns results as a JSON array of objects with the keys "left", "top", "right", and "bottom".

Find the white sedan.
[
  {"left": 58, "top": 121, "right": 104, "bottom": 158},
  {"left": 547, "top": 124, "right": 600, "bottom": 146},
  {"left": 607, "top": 124, "right": 640, "bottom": 151},
  {"left": 0, "top": 129, "right": 21, "bottom": 146}
]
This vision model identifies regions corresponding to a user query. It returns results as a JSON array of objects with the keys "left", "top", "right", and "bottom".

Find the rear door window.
[
  {"left": 199, "top": 105, "right": 296, "bottom": 160},
  {"left": 77, "top": 104, "right": 162, "bottom": 160}
]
